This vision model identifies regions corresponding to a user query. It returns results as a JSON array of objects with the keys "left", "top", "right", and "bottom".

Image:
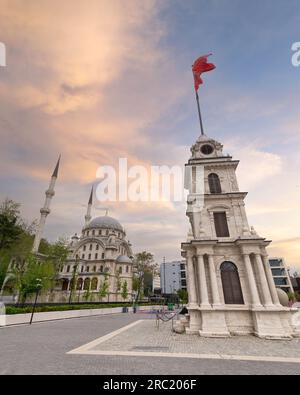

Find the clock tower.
[{"left": 182, "top": 134, "right": 298, "bottom": 338}]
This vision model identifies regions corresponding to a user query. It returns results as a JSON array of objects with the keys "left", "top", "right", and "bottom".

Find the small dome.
[
  {"left": 116, "top": 255, "right": 132, "bottom": 264},
  {"left": 85, "top": 216, "right": 123, "bottom": 232}
]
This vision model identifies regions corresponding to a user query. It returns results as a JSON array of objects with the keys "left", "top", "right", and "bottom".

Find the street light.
[{"left": 29, "top": 278, "right": 42, "bottom": 325}]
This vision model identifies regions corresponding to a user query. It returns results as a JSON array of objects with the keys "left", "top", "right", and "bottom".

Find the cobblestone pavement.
[
  {"left": 0, "top": 313, "right": 300, "bottom": 375},
  {"left": 89, "top": 319, "right": 300, "bottom": 359}
]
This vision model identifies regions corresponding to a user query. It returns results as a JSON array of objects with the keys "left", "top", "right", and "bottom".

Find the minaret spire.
[
  {"left": 32, "top": 156, "right": 61, "bottom": 253},
  {"left": 85, "top": 186, "right": 93, "bottom": 226}
]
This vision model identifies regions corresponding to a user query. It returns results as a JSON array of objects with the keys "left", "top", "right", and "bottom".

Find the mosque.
[{"left": 31, "top": 160, "right": 134, "bottom": 303}]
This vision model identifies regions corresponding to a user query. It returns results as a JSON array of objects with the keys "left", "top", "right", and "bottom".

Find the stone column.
[
  {"left": 261, "top": 254, "right": 281, "bottom": 306},
  {"left": 186, "top": 251, "right": 198, "bottom": 308},
  {"left": 255, "top": 254, "right": 273, "bottom": 307},
  {"left": 208, "top": 255, "right": 221, "bottom": 307},
  {"left": 197, "top": 254, "right": 210, "bottom": 308},
  {"left": 254, "top": 254, "right": 273, "bottom": 307},
  {"left": 243, "top": 254, "right": 262, "bottom": 308}
]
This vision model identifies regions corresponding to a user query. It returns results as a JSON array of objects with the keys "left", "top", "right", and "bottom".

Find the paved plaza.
[{"left": 1, "top": 313, "right": 300, "bottom": 375}]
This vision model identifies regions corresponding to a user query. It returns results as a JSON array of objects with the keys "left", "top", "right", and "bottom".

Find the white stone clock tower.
[{"left": 182, "top": 134, "right": 298, "bottom": 339}]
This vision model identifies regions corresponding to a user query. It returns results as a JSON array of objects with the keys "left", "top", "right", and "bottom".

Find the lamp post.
[{"left": 29, "top": 278, "right": 42, "bottom": 325}]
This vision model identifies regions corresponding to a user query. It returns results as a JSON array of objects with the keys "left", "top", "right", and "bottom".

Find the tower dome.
[{"left": 84, "top": 215, "right": 123, "bottom": 232}]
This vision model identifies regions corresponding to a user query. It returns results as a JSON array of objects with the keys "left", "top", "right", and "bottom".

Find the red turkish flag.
[{"left": 192, "top": 54, "right": 216, "bottom": 91}]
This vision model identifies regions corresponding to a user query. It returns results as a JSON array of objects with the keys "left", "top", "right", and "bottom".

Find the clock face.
[{"left": 201, "top": 144, "right": 214, "bottom": 155}]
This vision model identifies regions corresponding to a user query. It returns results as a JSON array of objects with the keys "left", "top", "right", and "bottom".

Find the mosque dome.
[
  {"left": 116, "top": 255, "right": 132, "bottom": 264},
  {"left": 85, "top": 216, "right": 123, "bottom": 232}
]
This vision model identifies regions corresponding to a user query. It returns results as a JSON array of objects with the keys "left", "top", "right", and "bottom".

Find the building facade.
[
  {"left": 181, "top": 133, "right": 299, "bottom": 339},
  {"left": 56, "top": 211, "right": 134, "bottom": 303},
  {"left": 269, "top": 258, "right": 294, "bottom": 293},
  {"left": 160, "top": 260, "right": 187, "bottom": 294}
]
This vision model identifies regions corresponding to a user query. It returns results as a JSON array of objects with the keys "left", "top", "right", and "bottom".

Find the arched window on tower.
[
  {"left": 214, "top": 212, "right": 230, "bottom": 237},
  {"left": 220, "top": 262, "right": 244, "bottom": 305},
  {"left": 208, "top": 173, "right": 222, "bottom": 194}
]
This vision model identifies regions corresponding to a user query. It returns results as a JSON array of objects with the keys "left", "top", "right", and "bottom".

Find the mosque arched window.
[
  {"left": 62, "top": 279, "right": 69, "bottom": 291},
  {"left": 208, "top": 173, "right": 222, "bottom": 194},
  {"left": 83, "top": 278, "right": 90, "bottom": 291},
  {"left": 91, "top": 278, "right": 98, "bottom": 291},
  {"left": 220, "top": 262, "right": 244, "bottom": 305},
  {"left": 76, "top": 278, "right": 83, "bottom": 291}
]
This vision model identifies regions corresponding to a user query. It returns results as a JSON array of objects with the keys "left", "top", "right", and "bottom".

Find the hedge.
[{"left": 6, "top": 303, "right": 137, "bottom": 315}]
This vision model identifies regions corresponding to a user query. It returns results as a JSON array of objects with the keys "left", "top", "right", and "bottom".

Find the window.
[
  {"left": 95, "top": 253, "right": 98, "bottom": 260},
  {"left": 93, "top": 265, "right": 97, "bottom": 272},
  {"left": 82, "top": 254, "right": 85, "bottom": 259},
  {"left": 106, "top": 230, "right": 109, "bottom": 235},
  {"left": 271, "top": 268, "right": 285, "bottom": 276},
  {"left": 92, "top": 230, "right": 95, "bottom": 236},
  {"left": 126, "top": 265, "right": 129, "bottom": 273},
  {"left": 88, "top": 254, "right": 91, "bottom": 260},
  {"left": 100, "top": 265, "right": 104, "bottom": 272},
  {"left": 274, "top": 278, "right": 288, "bottom": 286},
  {"left": 181, "top": 279, "right": 187, "bottom": 287},
  {"left": 214, "top": 212, "right": 230, "bottom": 237},
  {"left": 62, "top": 279, "right": 69, "bottom": 291},
  {"left": 91, "top": 277, "right": 98, "bottom": 291},
  {"left": 96, "top": 244, "right": 99, "bottom": 251},
  {"left": 81, "top": 266, "right": 84, "bottom": 273},
  {"left": 221, "top": 262, "right": 244, "bottom": 305},
  {"left": 76, "top": 278, "right": 83, "bottom": 291},
  {"left": 66, "top": 265, "right": 70, "bottom": 273},
  {"left": 87, "top": 231, "right": 89, "bottom": 236},
  {"left": 208, "top": 173, "right": 222, "bottom": 194},
  {"left": 83, "top": 245, "right": 86, "bottom": 251},
  {"left": 83, "top": 278, "right": 90, "bottom": 291},
  {"left": 89, "top": 244, "right": 92, "bottom": 251},
  {"left": 119, "top": 266, "right": 122, "bottom": 274},
  {"left": 102, "top": 253, "right": 105, "bottom": 259},
  {"left": 86, "top": 266, "right": 90, "bottom": 273}
]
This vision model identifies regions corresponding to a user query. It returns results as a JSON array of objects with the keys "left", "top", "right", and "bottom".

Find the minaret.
[
  {"left": 32, "top": 156, "right": 60, "bottom": 253},
  {"left": 84, "top": 186, "right": 93, "bottom": 226}
]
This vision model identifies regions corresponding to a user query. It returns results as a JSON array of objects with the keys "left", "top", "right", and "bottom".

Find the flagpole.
[{"left": 195, "top": 91, "right": 204, "bottom": 136}]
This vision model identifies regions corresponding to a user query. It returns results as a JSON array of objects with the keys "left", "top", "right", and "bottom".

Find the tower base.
[{"left": 186, "top": 305, "right": 297, "bottom": 339}]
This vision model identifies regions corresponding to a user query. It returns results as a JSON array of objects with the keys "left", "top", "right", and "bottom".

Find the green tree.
[
  {"left": 133, "top": 251, "right": 156, "bottom": 303},
  {"left": 121, "top": 280, "right": 128, "bottom": 301},
  {"left": 177, "top": 289, "right": 188, "bottom": 304},
  {"left": 0, "top": 199, "right": 23, "bottom": 252},
  {"left": 98, "top": 273, "right": 109, "bottom": 302},
  {"left": 17, "top": 254, "right": 54, "bottom": 303}
]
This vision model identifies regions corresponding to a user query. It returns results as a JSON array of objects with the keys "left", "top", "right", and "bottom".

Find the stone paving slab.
[{"left": 71, "top": 319, "right": 300, "bottom": 360}]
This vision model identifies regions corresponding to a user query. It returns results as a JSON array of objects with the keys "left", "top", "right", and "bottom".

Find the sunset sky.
[{"left": 0, "top": 0, "right": 299, "bottom": 270}]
